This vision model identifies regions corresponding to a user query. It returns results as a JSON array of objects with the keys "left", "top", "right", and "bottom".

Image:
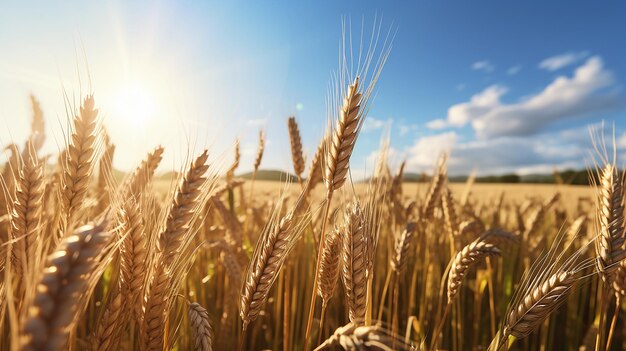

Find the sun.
[{"left": 111, "top": 81, "right": 156, "bottom": 126}]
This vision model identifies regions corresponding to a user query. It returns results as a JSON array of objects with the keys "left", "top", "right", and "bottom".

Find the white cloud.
[
  {"left": 426, "top": 119, "right": 449, "bottom": 130},
  {"left": 433, "top": 56, "right": 622, "bottom": 139},
  {"left": 539, "top": 51, "right": 589, "bottom": 71},
  {"left": 446, "top": 85, "right": 508, "bottom": 128},
  {"left": 362, "top": 117, "right": 391, "bottom": 132},
  {"left": 405, "top": 132, "right": 457, "bottom": 170},
  {"left": 472, "top": 60, "right": 494, "bottom": 73},
  {"left": 507, "top": 65, "right": 522, "bottom": 75},
  {"left": 399, "top": 123, "right": 418, "bottom": 136},
  {"left": 403, "top": 131, "right": 589, "bottom": 175}
]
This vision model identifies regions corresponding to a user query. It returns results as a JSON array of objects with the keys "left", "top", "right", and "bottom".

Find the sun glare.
[{"left": 111, "top": 81, "right": 156, "bottom": 126}]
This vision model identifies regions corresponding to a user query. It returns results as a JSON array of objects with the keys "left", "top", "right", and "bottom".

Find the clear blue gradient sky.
[{"left": 1, "top": 1, "right": 625, "bottom": 176}]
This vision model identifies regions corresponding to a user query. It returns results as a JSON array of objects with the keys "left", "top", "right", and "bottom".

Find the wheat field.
[{"left": 0, "top": 35, "right": 624, "bottom": 351}]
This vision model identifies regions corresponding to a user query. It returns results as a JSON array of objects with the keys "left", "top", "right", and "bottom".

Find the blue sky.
[{"left": 1, "top": 1, "right": 625, "bottom": 176}]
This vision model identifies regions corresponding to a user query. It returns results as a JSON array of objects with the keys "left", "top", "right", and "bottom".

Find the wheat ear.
[
  {"left": 318, "top": 227, "right": 342, "bottom": 306},
  {"left": 226, "top": 139, "right": 240, "bottom": 183},
  {"left": 324, "top": 77, "right": 362, "bottom": 192},
  {"left": 447, "top": 239, "right": 500, "bottom": 302},
  {"left": 142, "top": 150, "right": 210, "bottom": 350},
  {"left": 189, "top": 302, "right": 214, "bottom": 351},
  {"left": 240, "top": 208, "right": 299, "bottom": 329},
  {"left": 91, "top": 285, "right": 124, "bottom": 351},
  {"left": 503, "top": 270, "right": 577, "bottom": 340},
  {"left": 124, "top": 146, "right": 164, "bottom": 196},
  {"left": 390, "top": 222, "right": 418, "bottom": 275},
  {"left": 60, "top": 95, "right": 99, "bottom": 227},
  {"left": 119, "top": 200, "right": 148, "bottom": 321},
  {"left": 288, "top": 116, "right": 305, "bottom": 179},
  {"left": 253, "top": 129, "right": 265, "bottom": 173},
  {"left": 422, "top": 154, "right": 448, "bottom": 220},
  {"left": 28, "top": 94, "right": 46, "bottom": 152},
  {"left": 306, "top": 139, "right": 325, "bottom": 193},
  {"left": 21, "top": 223, "right": 110, "bottom": 351},
  {"left": 341, "top": 202, "right": 368, "bottom": 323},
  {"left": 595, "top": 164, "right": 625, "bottom": 283},
  {"left": 9, "top": 144, "right": 44, "bottom": 280},
  {"left": 158, "top": 150, "right": 210, "bottom": 266},
  {"left": 315, "top": 323, "right": 413, "bottom": 351}
]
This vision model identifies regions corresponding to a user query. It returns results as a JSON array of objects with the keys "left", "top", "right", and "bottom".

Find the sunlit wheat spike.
[
  {"left": 523, "top": 192, "right": 560, "bottom": 241},
  {"left": 253, "top": 129, "right": 265, "bottom": 173},
  {"left": 0, "top": 143, "right": 20, "bottom": 216},
  {"left": 325, "top": 77, "right": 362, "bottom": 192},
  {"left": 119, "top": 201, "right": 148, "bottom": 321},
  {"left": 315, "top": 322, "right": 413, "bottom": 351},
  {"left": 9, "top": 143, "right": 45, "bottom": 279},
  {"left": 96, "top": 138, "right": 115, "bottom": 212},
  {"left": 341, "top": 202, "right": 368, "bottom": 323},
  {"left": 226, "top": 139, "right": 240, "bottom": 182},
  {"left": 124, "top": 146, "right": 164, "bottom": 196},
  {"left": 441, "top": 187, "right": 458, "bottom": 239},
  {"left": 189, "top": 302, "right": 214, "bottom": 351},
  {"left": 565, "top": 215, "right": 587, "bottom": 244},
  {"left": 596, "top": 163, "right": 626, "bottom": 283},
  {"left": 220, "top": 247, "right": 243, "bottom": 295},
  {"left": 21, "top": 223, "right": 110, "bottom": 351},
  {"left": 613, "top": 261, "right": 626, "bottom": 296},
  {"left": 422, "top": 154, "right": 447, "bottom": 220},
  {"left": 28, "top": 94, "right": 46, "bottom": 152},
  {"left": 141, "top": 264, "right": 171, "bottom": 350},
  {"left": 288, "top": 116, "right": 305, "bottom": 177},
  {"left": 318, "top": 227, "right": 343, "bottom": 305},
  {"left": 61, "top": 95, "right": 100, "bottom": 226},
  {"left": 503, "top": 270, "right": 577, "bottom": 340},
  {"left": 91, "top": 286, "right": 124, "bottom": 351},
  {"left": 240, "top": 203, "right": 302, "bottom": 329},
  {"left": 306, "top": 138, "right": 325, "bottom": 193},
  {"left": 447, "top": 238, "right": 500, "bottom": 302},
  {"left": 158, "top": 150, "right": 209, "bottom": 266},
  {"left": 390, "top": 222, "right": 418, "bottom": 274},
  {"left": 210, "top": 197, "right": 243, "bottom": 248}
]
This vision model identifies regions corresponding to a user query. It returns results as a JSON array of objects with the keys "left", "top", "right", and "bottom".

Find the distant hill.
[{"left": 238, "top": 170, "right": 299, "bottom": 182}]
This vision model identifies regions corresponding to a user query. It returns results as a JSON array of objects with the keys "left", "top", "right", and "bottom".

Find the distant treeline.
[{"left": 449, "top": 169, "right": 600, "bottom": 185}]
